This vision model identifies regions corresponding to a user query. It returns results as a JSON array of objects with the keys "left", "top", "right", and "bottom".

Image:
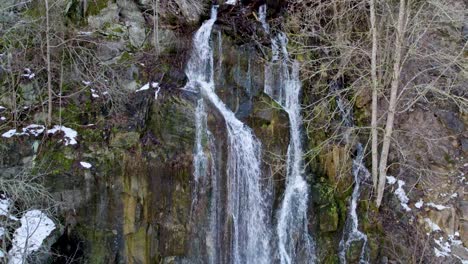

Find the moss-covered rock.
[{"left": 110, "top": 132, "right": 140, "bottom": 148}]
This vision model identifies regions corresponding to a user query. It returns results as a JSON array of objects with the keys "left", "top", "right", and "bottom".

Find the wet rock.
[
  {"left": 345, "top": 239, "right": 365, "bottom": 264},
  {"left": 174, "top": 0, "right": 209, "bottom": 24}
]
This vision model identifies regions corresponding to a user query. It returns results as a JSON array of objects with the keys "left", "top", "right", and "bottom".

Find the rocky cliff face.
[{"left": 0, "top": 0, "right": 466, "bottom": 263}]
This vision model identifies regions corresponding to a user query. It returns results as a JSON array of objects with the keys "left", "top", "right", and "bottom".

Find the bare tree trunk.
[
  {"left": 370, "top": 0, "right": 379, "bottom": 189},
  {"left": 153, "top": 0, "right": 160, "bottom": 55},
  {"left": 45, "top": 0, "right": 52, "bottom": 126},
  {"left": 376, "top": 0, "right": 406, "bottom": 207}
]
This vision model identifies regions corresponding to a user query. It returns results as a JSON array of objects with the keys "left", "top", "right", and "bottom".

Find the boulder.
[{"left": 87, "top": 3, "right": 119, "bottom": 29}]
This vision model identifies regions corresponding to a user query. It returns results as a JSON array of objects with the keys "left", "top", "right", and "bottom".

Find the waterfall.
[
  {"left": 332, "top": 81, "right": 369, "bottom": 264},
  {"left": 259, "top": 5, "right": 270, "bottom": 33},
  {"left": 186, "top": 6, "right": 273, "bottom": 264},
  {"left": 193, "top": 99, "right": 208, "bottom": 183},
  {"left": 264, "top": 30, "right": 316, "bottom": 263},
  {"left": 338, "top": 144, "right": 370, "bottom": 264},
  {"left": 207, "top": 131, "right": 221, "bottom": 264}
]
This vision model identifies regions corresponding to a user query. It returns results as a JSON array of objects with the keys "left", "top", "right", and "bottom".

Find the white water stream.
[
  {"left": 186, "top": 6, "right": 273, "bottom": 264},
  {"left": 263, "top": 19, "right": 316, "bottom": 263},
  {"left": 333, "top": 81, "right": 370, "bottom": 264}
]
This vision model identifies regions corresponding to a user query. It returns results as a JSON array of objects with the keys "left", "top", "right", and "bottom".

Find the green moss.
[
  {"left": 312, "top": 182, "right": 334, "bottom": 205},
  {"left": 86, "top": 0, "right": 109, "bottom": 16},
  {"left": 319, "top": 202, "right": 339, "bottom": 232},
  {"left": 76, "top": 225, "right": 115, "bottom": 264},
  {"left": 324, "top": 254, "right": 339, "bottom": 264},
  {"left": 23, "top": 1, "right": 44, "bottom": 19},
  {"left": 39, "top": 143, "right": 74, "bottom": 174},
  {"left": 110, "top": 132, "right": 140, "bottom": 149}
]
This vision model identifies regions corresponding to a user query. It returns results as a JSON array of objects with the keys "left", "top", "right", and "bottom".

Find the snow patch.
[
  {"left": 2, "top": 125, "right": 45, "bottom": 138},
  {"left": 82, "top": 80, "right": 91, "bottom": 86},
  {"left": 47, "top": 125, "right": 78, "bottom": 145},
  {"left": 136, "top": 82, "right": 159, "bottom": 93},
  {"left": 136, "top": 83, "right": 150, "bottom": 92},
  {"left": 386, "top": 176, "right": 397, "bottom": 185},
  {"left": 427, "top": 203, "right": 449, "bottom": 211},
  {"left": 415, "top": 199, "right": 424, "bottom": 209},
  {"left": 0, "top": 106, "right": 5, "bottom": 110},
  {"left": 2, "top": 125, "right": 78, "bottom": 145},
  {"left": 8, "top": 210, "right": 55, "bottom": 264},
  {"left": 80, "top": 161, "right": 92, "bottom": 169},
  {"left": 1, "top": 117, "right": 6, "bottom": 121},
  {"left": 434, "top": 237, "right": 452, "bottom": 257},
  {"left": 22, "top": 68, "right": 35, "bottom": 79},
  {"left": 225, "top": 0, "right": 237, "bottom": 4},
  {"left": 394, "top": 180, "right": 411, "bottom": 211},
  {"left": 154, "top": 87, "right": 161, "bottom": 100},
  {"left": 23, "top": 124, "right": 45, "bottom": 137},
  {"left": 0, "top": 195, "right": 12, "bottom": 217},
  {"left": 1, "top": 129, "right": 19, "bottom": 138},
  {"left": 424, "top": 218, "right": 441, "bottom": 232}
]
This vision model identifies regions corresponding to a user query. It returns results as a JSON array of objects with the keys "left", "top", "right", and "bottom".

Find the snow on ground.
[
  {"left": 154, "top": 85, "right": 161, "bottom": 100},
  {"left": 47, "top": 125, "right": 78, "bottom": 145},
  {"left": 80, "top": 161, "right": 92, "bottom": 169},
  {"left": 1, "top": 129, "right": 19, "bottom": 138},
  {"left": 0, "top": 195, "right": 12, "bottom": 216},
  {"left": 427, "top": 203, "right": 449, "bottom": 211},
  {"left": 425, "top": 218, "right": 441, "bottom": 232},
  {"left": 387, "top": 176, "right": 411, "bottom": 211},
  {"left": 136, "top": 82, "right": 159, "bottom": 93},
  {"left": 394, "top": 180, "right": 411, "bottom": 211},
  {"left": 2, "top": 125, "right": 45, "bottom": 138},
  {"left": 386, "top": 176, "right": 397, "bottom": 185},
  {"left": 434, "top": 237, "right": 452, "bottom": 257},
  {"left": 2, "top": 125, "right": 78, "bottom": 145},
  {"left": 21, "top": 68, "right": 35, "bottom": 79},
  {"left": 91, "top": 89, "right": 99, "bottom": 98},
  {"left": 415, "top": 199, "right": 424, "bottom": 209},
  {"left": 23, "top": 124, "right": 45, "bottom": 136},
  {"left": 0, "top": 106, "right": 5, "bottom": 110},
  {"left": 8, "top": 210, "right": 55, "bottom": 264},
  {"left": 1, "top": 117, "right": 6, "bottom": 121},
  {"left": 136, "top": 83, "right": 150, "bottom": 92},
  {"left": 225, "top": 0, "right": 237, "bottom": 4}
]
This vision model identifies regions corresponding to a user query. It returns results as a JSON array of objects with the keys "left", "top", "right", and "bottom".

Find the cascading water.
[
  {"left": 259, "top": 5, "right": 270, "bottom": 33},
  {"left": 186, "top": 6, "right": 273, "bottom": 264},
  {"left": 263, "top": 23, "right": 316, "bottom": 263},
  {"left": 333, "top": 81, "right": 369, "bottom": 264},
  {"left": 338, "top": 144, "right": 370, "bottom": 264},
  {"left": 207, "top": 131, "right": 221, "bottom": 264},
  {"left": 193, "top": 99, "right": 208, "bottom": 183}
]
